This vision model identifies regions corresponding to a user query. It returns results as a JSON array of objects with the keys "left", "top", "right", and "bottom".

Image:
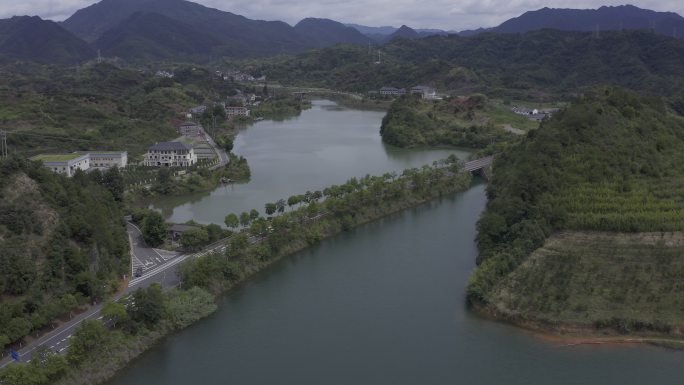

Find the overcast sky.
[{"left": 0, "top": 0, "right": 682, "bottom": 30}]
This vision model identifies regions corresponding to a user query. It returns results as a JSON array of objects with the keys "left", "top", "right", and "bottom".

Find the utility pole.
[{"left": 1, "top": 129, "right": 7, "bottom": 158}]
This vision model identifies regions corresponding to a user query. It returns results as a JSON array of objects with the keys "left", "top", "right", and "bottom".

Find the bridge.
[{"left": 464, "top": 156, "right": 494, "bottom": 173}]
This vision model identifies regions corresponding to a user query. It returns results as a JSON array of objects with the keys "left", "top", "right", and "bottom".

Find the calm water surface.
[
  {"left": 151, "top": 100, "right": 466, "bottom": 225},
  {"left": 115, "top": 101, "right": 684, "bottom": 385}
]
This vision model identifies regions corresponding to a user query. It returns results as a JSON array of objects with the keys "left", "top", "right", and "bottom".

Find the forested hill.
[
  {"left": 0, "top": 16, "right": 94, "bottom": 64},
  {"left": 468, "top": 87, "right": 684, "bottom": 305},
  {"left": 0, "top": 156, "right": 128, "bottom": 348},
  {"left": 492, "top": 5, "right": 684, "bottom": 36},
  {"left": 254, "top": 30, "right": 684, "bottom": 98}
]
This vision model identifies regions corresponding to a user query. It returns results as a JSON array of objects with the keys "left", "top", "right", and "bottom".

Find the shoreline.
[
  {"left": 471, "top": 303, "right": 684, "bottom": 350},
  {"left": 75, "top": 168, "right": 475, "bottom": 384}
]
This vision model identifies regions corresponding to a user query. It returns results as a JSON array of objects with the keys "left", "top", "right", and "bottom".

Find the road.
[
  {"left": 204, "top": 132, "right": 229, "bottom": 170},
  {"left": 0, "top": 223, "right": 187, "bottom": 368},
  {"left": 128, "top": 222, "right": 181, "bottom": 277},
  {"left": 1, "top": 226, "right": 263, "bottom": 367}
]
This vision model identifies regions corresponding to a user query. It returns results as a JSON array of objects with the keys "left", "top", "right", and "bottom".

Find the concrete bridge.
[{"left": 464, "top": 156, "right": 494, "bottom": 173}]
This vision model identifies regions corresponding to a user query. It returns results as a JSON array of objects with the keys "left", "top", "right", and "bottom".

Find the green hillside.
[
  {"left": 250, "top": 30, "right": 684, "bottom": 99},
  {"left": 379, "top": 94, "right": 529, "bottom": 148},
  {"left": 467, "top": 87, "right": 684, "bottom": 337},
  {"left": 0, "top": 156, "right": 128, "bottom": 348},
  {"left": 0, "top": 62, "right": 237, "bottom": 158}
]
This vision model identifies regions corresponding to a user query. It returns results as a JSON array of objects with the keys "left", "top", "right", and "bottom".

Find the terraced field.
[{"left": 491, "top": 231, "right": 684, "bottom": 332}]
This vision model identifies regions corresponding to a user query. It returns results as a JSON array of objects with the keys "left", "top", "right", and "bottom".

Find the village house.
[
  {"left": 143, "top": 142, "right": 197, "bottom": 167},
  {"left": 86, "top": 151, "right": 128, "bottom": 169},
  {"left": 379, "top": 87, "right": 406, "bottom": 97},
  {"left": 31, "top": 151, "right": 128, "bottom": 177},
  {"left": 179, "top": 121, "right": 203, "bottom": 137},
  {"left": 226, "top": 106, "right": 250, "bottom": 118},
  {"left": 31, "top": 153, "right": 90, "bottom": 177},
  {"left": 411, "top": 85, "right": 437, "bottom": 99},
  {"left": 189, "top": 105, "right": 207, "bottom": 116}
]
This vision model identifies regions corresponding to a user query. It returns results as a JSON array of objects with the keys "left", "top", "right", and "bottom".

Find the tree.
[
  {"left": 101, "top": 167, "right": 124, "bottom": 202},
  {"left": 228, "top": 233, "right": 249, "bottom": 257},
  {"left": 287, "top": 195, "right": 301, "bottom": 209},
  {"left": 249, "top": 209, "right": 260, "bottom": 221},
  {"left": 131, "top": 284, "right": 164, "bottom": 326},
  {"left": 239, "top": 212, "right": 251, "bottom": 228},
  {"left": 206, "top": 223, "right": 223, "bottom": 242},
  {"left": 276, "top": 199, "right": 286, "bottom": 214},
  {"left": 141, "top": 210, "right": 167, "bottom": 247},
  {"left": 157, "top": 167, "right": 172, "bottom": 184},
  {"left": 0, "top": 364, "right": 48, "bottom": 385},
  {"left": 31, "top": 346, "right": 68, "bottom": 380},
  {"left": 101, "top": 302, "right": 128, "bottom": 328},
  {"left": 265, "top": 203, "right": 277, "bottom": 216},
  {"left": 224, "top": 213, "right": 239, "bottom": 231},
  {"left": 181, "top": 228, "right": 209, "bottom": 251},
  {"left": 218, "top": 136, "right": 234, "bottom": 152},
  {"left": 67, "top": 320, "right": 108, "bottom": 364},
  {"left": 250, "top": 218, "right": 269, "bottom": 235},
  {"left": 0, "top": 334, "right": 9, "bottom": 349}
]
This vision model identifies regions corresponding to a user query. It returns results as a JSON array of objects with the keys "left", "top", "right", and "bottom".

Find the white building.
[
  {"left": 379, "top": 87, "right": 406, "bottom": 97},
  {"left": 226, "top": 106, "right": 250, "bottom": 118},
  {"left": 411, "top": 85, "right": 437, "bottom": 99},
  {"left": 32, "top": 151, "right": 127, "bottom": 177},
  {"left": 31, "top": 153, "right": 90, "bottom": 177},
  {"left": 143, "top": 142, "right": 197, "bottom": 167},
  {"left": 179, "top": 121, "right": 203, "bottom": 137},
  {"left": 86, "top": 151, "right": 128, "bottom": 169}
]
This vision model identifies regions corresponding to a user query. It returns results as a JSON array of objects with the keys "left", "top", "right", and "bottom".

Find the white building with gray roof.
[{"left": 143, "top": 142, "right": 197, "bottom": 167}]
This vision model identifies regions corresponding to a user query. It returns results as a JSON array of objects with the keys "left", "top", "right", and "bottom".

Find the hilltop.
[
  {"left": 0, "top": 16, "right": 94, "bottom": 64},
  {"left": 468, "top": 88, "right": 684, "bottom": 338}
]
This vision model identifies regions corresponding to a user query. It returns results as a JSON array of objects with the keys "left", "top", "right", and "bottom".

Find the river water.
[
  {"left": 151, "top": 100, "right": 464, "bottom": 225},
  {"left": 111, "top": 100, "right": 684, "bottom": 384}
]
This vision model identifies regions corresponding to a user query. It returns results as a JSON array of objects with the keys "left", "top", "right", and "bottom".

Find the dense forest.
[
  {"left": 0, "top": 156, "right": 129, "bottom": 349},
  {"left": 246, "top": 30, "right": 684, "bottom": 100},
  {"left": 467, "top": 87, "right": 684, "bottom": 334},
  {"left": 0, "top": 62, "right": 240, "bottom": 158},
  {"left": 380, "top": 94, "right": 521, "bottom": 148}
]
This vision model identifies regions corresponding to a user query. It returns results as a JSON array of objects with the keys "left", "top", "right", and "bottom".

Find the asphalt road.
[
  {"left": 1, "top": 224, "right": 251, "bottom": 368},
  {"left": 128, "top": 222, "right": 181, "bottom": 278},
  {"left": 0, "top": 223, "right": 188, "bottom": 368}
]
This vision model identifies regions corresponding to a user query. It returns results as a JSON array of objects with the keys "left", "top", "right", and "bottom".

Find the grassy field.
[{"left": 491, "top": 231, "right": 684, "bottom": 332}]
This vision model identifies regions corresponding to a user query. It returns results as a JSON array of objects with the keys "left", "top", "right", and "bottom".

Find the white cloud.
[{"left": 0, "top": 0, "right": 682, "bottom": 30}]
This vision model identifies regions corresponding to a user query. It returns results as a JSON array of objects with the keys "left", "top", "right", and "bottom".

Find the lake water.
[
  {"left": 111, "top": 100, "right": 684, "bottom": 385},
  {"left": 151, "top": 100, "right": 465, "bottom": 225}
]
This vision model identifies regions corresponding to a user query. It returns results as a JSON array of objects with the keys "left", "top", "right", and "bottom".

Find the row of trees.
[{"left": 181, "top": 156, "right": 471, "bottom": 294}]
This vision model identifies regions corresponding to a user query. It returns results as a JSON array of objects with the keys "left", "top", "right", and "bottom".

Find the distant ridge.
[
  {"left": 294, "top": 18, "right": 370, "bottom": 48},
  {"left": 0, "top": 16, "right": 94, "bottom": 63},
  {"left": 462, "top": 5, "right": 684, "bottom": 37},
  {"left": 387, "top": 25, "right": 420, "bottom": 42},
  {"left": 94, "top": 12, "right": 223, "bottom": 60}
]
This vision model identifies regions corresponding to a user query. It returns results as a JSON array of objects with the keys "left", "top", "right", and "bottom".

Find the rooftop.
[
  {"left": 149, "top": 141, "right": 192, "bottom": 151},
  {"left": 31, "top": 153, "right": 87, "bottom": 162}
]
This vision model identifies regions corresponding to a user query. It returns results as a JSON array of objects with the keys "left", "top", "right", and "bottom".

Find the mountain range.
[
  {"left": 0, "top": 2, "right": 682, "bottom": 64},
  {"left": 462, "top": 5, "right": 684, "bottom": 36}
]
